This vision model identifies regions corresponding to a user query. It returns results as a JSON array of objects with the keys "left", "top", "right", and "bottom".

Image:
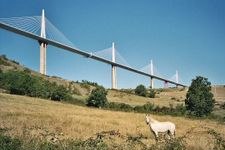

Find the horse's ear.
[{"left": 146, "top": 114, "right": 149, "bottom": 117}]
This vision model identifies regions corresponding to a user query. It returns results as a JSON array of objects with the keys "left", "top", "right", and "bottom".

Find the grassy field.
[
  {"left": 0, "top": 93, "right": 225, "bottom": 149},
  {"left": 1, "top": 55, "right": 225, "bottom": 149}
]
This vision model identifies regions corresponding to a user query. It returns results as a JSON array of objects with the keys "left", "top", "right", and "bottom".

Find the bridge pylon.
[
  {"left": 175, "top": 70, "right": 179, "bottom": 88},
  {"left": 111, "top": 42, "right": 117, "bottom": 89},
  {"left": 150, "top": 59, "right": 154, "bottom": 89},
  {"left": 164, "top": 81, "right": 168, "bottom": 88},
  {"left": 39, "top": 9, "right": 47, "bottom": 75}
]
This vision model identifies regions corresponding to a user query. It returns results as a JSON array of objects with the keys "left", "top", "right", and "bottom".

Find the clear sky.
[{"left": 0, "top": 0, "right": 225, "bottom": 88}]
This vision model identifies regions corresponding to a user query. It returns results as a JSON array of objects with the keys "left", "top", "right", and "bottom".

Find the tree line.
[{"left": 0, "top": 70, "right": 72, "bottom": 101}]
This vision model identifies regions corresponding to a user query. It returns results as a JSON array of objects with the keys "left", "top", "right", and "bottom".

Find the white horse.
[{"left": 145, "top": 114, "right": 175, "bottom": 141}]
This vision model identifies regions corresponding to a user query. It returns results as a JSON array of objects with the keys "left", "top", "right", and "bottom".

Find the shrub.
[
  {"left": 135, "top": 84, "right": 147, "bottom": 97},
  {"left": 207, "top": 128, "right": 225, "bottom": 149},
  {"left": 49, "top": 83, "right": 72, "bottom": 101},
  {"left": 107, "top": 102, "right": 133, "bottom": 112},
  {"left": 175, "top": 104, "right": 186, "bottom": 115},
  {"left": 81, "top": 80, "right": 99, "bottom": 87},
  {"left": 12, "top": 60, "right": 19, "bottom": 65},
  {"left": 23, "top": 68, "right": 31, "bottom": 74},
  {"left": 162, "top": 138, "right": 186, "bottom": 150},
  {"left": 39, "top": 141, "right": 59, "bottom": 150},
  {"left": 0, "top": 71, "right": 35, "bottom": 95},
  {"left": 134, "top": 102, "right": 155, "bottom": 113},
  {"left": 86, "top": 86, "right": 108, "bottom": 108},
  {"left": 154, "top": 106, "right": 171, "bottom": 113},
  {"left": 149, "top": 89, "right": 156, "bottom": 98},
  {"left": 66, "top": 137, "right": 108, "bottom": 150},
  {"left": 185, "top": 76, "right": 215, "bottom": 117},
  {"left": 1, "top": 55, "right": 7, "bottom": 60},
  {"left": 0, "top": 134, "right": 22, "bottom": 150}
]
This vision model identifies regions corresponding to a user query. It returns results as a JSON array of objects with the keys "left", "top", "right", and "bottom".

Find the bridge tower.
[
  {"left": 111, "top": 42, "right": 117, "bottom": 89},
  {"left": 150, "top": 59, "right": 154, "bottom": 89},
  {"left": 164, "top": 81, "right": 168, "bottom": 88},
  {"left": 39, "top": 9, "right": 47, "bottom": 75},
  {"left": 175, "top": 70, "right": 179, "bottom": 88}
]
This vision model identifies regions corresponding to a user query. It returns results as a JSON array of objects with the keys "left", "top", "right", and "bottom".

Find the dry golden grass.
[
  {"left": 107, "top": 89, "right": 185, "bottom": 107},
  {"left": 0, "top": 93, "right": 225, "bottom": 149},
  {"left": 212, "top": 86, "right": 225, "bottom": 103}
]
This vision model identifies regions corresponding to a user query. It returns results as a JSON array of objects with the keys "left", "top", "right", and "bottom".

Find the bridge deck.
[{"left": 0, "top": 22, "right": 187, "bottom": 87}]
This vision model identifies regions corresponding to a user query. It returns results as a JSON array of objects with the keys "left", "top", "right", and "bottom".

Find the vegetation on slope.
[
  {"left": 87, "top": 86, "right": 108, "bottom": 108},
  {"left": 1, "top": 54, "right": 225, "bottom": 149},
  {"left": 1, "top": 55, "right": 224, "bottom": 120},
  {"left": 0, "top": 70, "right": 72, "bottom": 101},
  {"left": 0, "top": 55, "right": 96, "bottom": 98},
  {"left": 135, "top": 84, "right": 147, "bottom": 97}
]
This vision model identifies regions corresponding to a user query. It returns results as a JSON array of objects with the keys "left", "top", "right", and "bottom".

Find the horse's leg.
[
  {"left": 172, "top": 130, "right": 175, "bottom": 138},
  {"left": 169, "top": 129, "right": 175, "bottom": 139},
  {"left": 166, "top": 130, "right": 171, "bottom": 140},
  {"left": 154, "top": 131, "right": 159, "bottom": 142}
]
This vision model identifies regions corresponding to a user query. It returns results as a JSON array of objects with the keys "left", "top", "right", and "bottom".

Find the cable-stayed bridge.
[{"left": 0, "top": 9, "right": 187, "bottom": 89}]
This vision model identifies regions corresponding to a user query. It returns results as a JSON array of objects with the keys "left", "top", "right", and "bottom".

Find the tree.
[
  {"left": 135, "top": 84, "right": 147, "bottom": 97},
  {"left": 86, "top": 86, "right": 108, "bottom": 108},
  {"left": 149, "top": 89, "right": 156, "bottom": 98},
  {"left": 185, "top": 76, "right": 215, "bottom": 117}
]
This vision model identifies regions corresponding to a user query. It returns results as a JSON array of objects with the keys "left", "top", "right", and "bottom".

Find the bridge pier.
[
  {"left": 111, "top": 42, "right": 117, "bottom": 89},
  {"left": 39, "top": 9, "right": 47, "bottom": 75},
  {"left": 150, "top": 77, "right": 154, "bottom": 89},
  {"left": 40, "top": 42, "right": 47, "bottom": 74},
  {"left": 175, "top": 70, "right": 179, "bottom": 88},
  {"left": 150, "top": 59, "right": 154, "bottom": 89},
  {"left": 164, "top": 81, "right": 168, "bottom": 88}
]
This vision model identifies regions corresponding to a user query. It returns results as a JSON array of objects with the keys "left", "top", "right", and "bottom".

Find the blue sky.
[{"left": 0, "top": 0, "right": 225, "bottom": 88}]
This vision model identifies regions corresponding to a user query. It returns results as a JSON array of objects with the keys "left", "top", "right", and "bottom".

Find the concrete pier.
[
  {"left": 40, "top": 42, "right": 47, "bottom": 74},
  {"left": 150, "top": 59, "right": 154, "bottom": 89},
  {"left": 112, "top": 42, "right": 117, "bottom": 89}
]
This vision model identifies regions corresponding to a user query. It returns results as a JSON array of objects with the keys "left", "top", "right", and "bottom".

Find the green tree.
[
  {"left": 135, "top": 84, "right": 147, "bottom": 97},
  {"left": 149, "top": 89, "right": 156, "bottom": 98},
  {"left": 50, "top": 84, "right": 71, "bottom": 101},
  {"left": 185, "top": 76, "right": 215, "bottom": 117},
  {"left": 86, "top": 86, "right": 108, "bottom": 108}
]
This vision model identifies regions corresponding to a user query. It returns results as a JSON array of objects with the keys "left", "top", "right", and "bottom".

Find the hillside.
[
  {"left": 1, "top": 55, "right": 225, "bottom": 106},
  {"left": 0, "top": 55, "right": 189, "bottom": 107},
  {"left": 0, "top": 93, "right": 225, "bottom": 149},
  {"left": 1, "top": 55, "right": 225, "bottom": 149},
  {"left": 107, "top": 89, "right": 186, "bottom": 107},
  {"left": 212, "top": 85, "right": 225, "bottom": 102},
  {"left": 0, "top": 55, "right": 93, "bottom": 97}
]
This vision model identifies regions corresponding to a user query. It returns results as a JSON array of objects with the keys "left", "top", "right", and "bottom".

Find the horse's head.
[{"left": 145, "top": 114, "right": 150, "bottom": 125}]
